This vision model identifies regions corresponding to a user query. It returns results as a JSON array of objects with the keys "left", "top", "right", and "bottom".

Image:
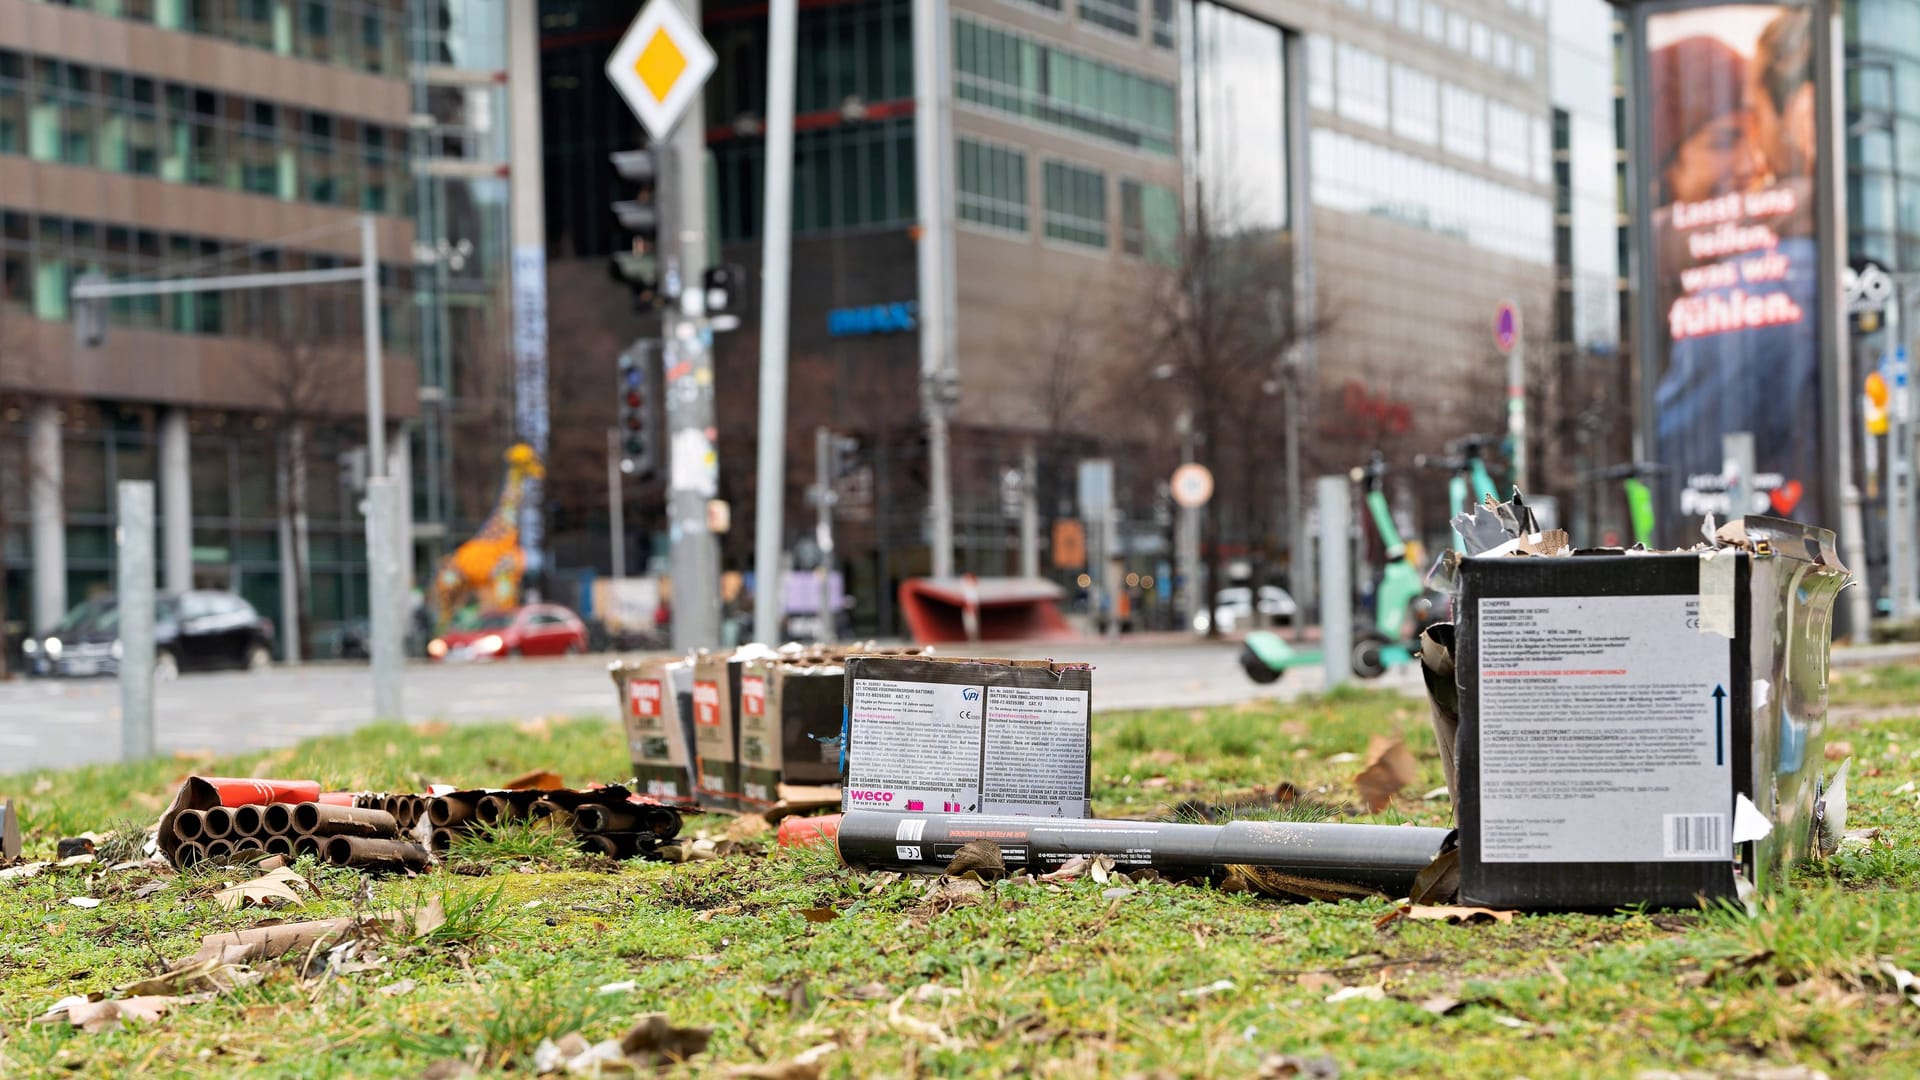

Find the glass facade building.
[{"left": 1846, "top": 0, "right": 1920, "bottom": 269}]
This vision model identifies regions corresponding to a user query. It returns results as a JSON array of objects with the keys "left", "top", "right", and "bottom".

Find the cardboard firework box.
[
  {"left": 611, "top": 657, "right": 697, "bottom": 805},
  {"left": 738, "top": 657, "right": 849, "bottom": 807},
  {"left": 841, "top": 654, "right": 1093, "bottom": 818}
]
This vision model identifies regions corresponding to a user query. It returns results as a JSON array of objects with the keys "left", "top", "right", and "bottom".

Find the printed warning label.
[
  {"left": 1476, "top": 593, "right": 1732, "bottom": 863},
  {"left": 844, "top": 679, "right": 985, "bottom": 813},
  {"left": 981, "top": 686, "right": 1090, "bottom": 817}
]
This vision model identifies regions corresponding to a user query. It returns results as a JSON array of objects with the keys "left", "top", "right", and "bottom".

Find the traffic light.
[
  {"left": 830, "top": 434, "right": 860, "bottom": 480},
  {"left": 610, "top": 148, "right": 663, "bottom": 309},
  {"left": 617, "top": 342, "right": 661, "bottom": 478},
  {"left": 701, "top": 263, "right": 744, "bottom": 314}
]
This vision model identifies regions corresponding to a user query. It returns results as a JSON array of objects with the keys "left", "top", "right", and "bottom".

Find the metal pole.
[
  {"left": 1176, "top": 411, "right": 1200, "bottom": 629},
  {"left": 914, "top": 0, "right": 955, "bottom": 578},
  {"left": 116, "top": 480, "right": 155, "bottom": 760},
  {"left": 1020, "top": 441, "right": 1039, "bottom": 579},
  {"left": 815, "top": 426, "right": 837, "bottom": 645},
  {"left": 753, "top": 0, "right": 798, "bottom": 646},
  {"left": 275, "top": 433, "right": 301, "bottom": 663},
  {"left": 508, "top": 0, "right": 550, "bottom": 579},
  {"left": 665, "top": 0, "right": 720, "bottom": 650},
  {"left": 1317, "top": 476, "right": 1351, "bottom": 690},
  {"left": 366, "top": 478, "right": 404, "bottom": 719},
  {"left": 1508, "top": 314, "right": 1528, "bottom": 494},
  {"left": 28, "top": 401, "right": 65, "bottom": 634},
  {"left": 1284, "top": 30, "right": 1317, "bottom": 635},
  {"left": 608, "top": 428, "right": 627, "bottom": 581},
  {"left": 1283, "top": 358, "right": 1306, "bottom": 640},
  {"left": 1723, "top": 431, "right": 1755, "bottom": 527},
  {"left": 360, "top": 214, "right": 402, "bottom": 716},
  {"left": 159, "top": 408, "right": 192, "bottom": 595}
]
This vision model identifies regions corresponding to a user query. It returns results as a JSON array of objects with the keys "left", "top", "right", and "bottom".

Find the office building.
[{"left": 540, "top": 0, "right": 1559, "bottom": 632}]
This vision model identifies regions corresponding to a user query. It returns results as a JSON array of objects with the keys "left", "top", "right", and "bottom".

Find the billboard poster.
[{"left": 1639, "top": 3, "right": 1822, "bottom": 531}]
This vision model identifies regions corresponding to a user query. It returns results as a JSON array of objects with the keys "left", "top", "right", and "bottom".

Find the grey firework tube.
[
  {"left": 323, "top": 836, "right": 430, "bottom": 871},
  {"left": 834, "top": 811, "right": 1453, "bottom": 896},
  {"left": 293, "top": 802, "right": 401, "bottom": 839}
]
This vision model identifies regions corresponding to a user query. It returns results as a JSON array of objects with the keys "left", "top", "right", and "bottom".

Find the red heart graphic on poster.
[{"left": 1770, "top": 480, "right": 1804, "bottom": 516}]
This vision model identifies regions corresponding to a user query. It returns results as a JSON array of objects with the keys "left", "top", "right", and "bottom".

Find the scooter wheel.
[
  {"left": 1239, "top": 644, "right": 1285, "bottom": 685},
  {"left": 1351, "top": 635, "right": 1391, "bottom": 680}
]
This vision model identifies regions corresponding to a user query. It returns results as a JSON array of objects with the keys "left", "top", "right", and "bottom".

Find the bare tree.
[
  {"left": 1119, "top": 187, "right": 1334, "bottom": 634},
  {"left": 249, "top": 290, "right": 358, "bottom": 660}
]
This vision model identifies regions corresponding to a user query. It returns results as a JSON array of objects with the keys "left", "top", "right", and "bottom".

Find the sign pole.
[
  {"left": 1497, "top": 301, "right": 1526, "bottom": 494},
  {"left": 751, "top": 0, "right": 798, "bottom": 646}
]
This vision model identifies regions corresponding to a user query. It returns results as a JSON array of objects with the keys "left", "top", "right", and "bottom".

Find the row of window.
[
  {"left": 954, "top": 16, "right": 1178, "bottom": 158},
  {"left": 0, "top": 50, "right": 406, "bottom": 214},
  {"left": 1338, "top": 0, "right": 1540, "bottom": 79},
  {"left": 712, "top": 117, "right": 917, "bottom": 244},
  {"left": 1311, "top": 128, "right": 1553, "bottom": 265},
  {"left": 0, "top": 208, "right": 414, "bottom": 348},
  {"left": 958, "top": 136, "right": 1176, "bottom": 259},
  {"left": 1308, "top": 38, "right": 1550, "bottom": 186},
  {"left": 1000, "top": 0, "right": 1176, "bottom": 50},
  {"left": 29, "top": 0, "right": 407, "bottom": 77}
]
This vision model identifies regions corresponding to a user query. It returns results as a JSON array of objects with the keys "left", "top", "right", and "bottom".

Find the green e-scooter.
[
  {"left": 1239, "top": 453, "right": 1431, "bottom": 684},
  {"left": 1415, "top": 434, "right": 1502, "bottom": 552}
]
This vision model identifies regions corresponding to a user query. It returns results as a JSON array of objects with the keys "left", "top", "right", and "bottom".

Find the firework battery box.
[
  {"left": 611, "top": 657, "right": 698, "bottom": 806},
  {"left": 738, "top": 657, "right": 848, "bottom": 807},
  {"left": 841, "top": 654, "right": 1093, "bottom": 818},
  {"left": 1453, "top": 517, "right": 1847, "bottom": 911}
]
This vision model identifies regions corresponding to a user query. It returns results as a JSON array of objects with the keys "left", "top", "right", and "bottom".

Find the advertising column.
[{"left": 1624, "top": 1, "right": 1845, "bottom": 541}]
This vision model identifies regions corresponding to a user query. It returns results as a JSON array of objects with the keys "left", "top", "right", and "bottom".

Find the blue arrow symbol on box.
[{"left": 1712, "top": 684, "right": 1726, "bottom": 766}]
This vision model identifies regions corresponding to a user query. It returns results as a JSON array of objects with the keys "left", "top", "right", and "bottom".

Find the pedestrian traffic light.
[
  {"left": 701, "top": 264, "right": 744, "bottom": 314},
  {"left": 610, "top": 149, "right": 663, "bottom": 309},
  {"left": 617, "top": 343, "right": 661, "bottom": 478}
]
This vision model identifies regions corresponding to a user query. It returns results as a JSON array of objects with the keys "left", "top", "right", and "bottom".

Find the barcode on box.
[{"left": 1663, "top": 813, "right": 1727, "bottom": 859}]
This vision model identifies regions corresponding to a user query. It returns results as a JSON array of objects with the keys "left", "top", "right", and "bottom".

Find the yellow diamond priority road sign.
[{"left": 605, "top": 0, "right": 716, "bottom": 141}]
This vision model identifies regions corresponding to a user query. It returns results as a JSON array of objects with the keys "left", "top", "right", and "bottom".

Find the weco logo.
[{"left": 848, "top": 789, "right": 895, "bottom": 803}]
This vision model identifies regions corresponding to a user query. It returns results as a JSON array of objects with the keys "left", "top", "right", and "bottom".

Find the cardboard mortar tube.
[
  {"left": 203, "top": 807, "right": 235, "bottom": 839},
  {"left": 577, "top": 832, "right": 652, "bottom": 859},
  {"left": 197, "top": 777, "right": 322, "bottom": 808},
  {"left": 294, "top": 836, "right": 322, "bottom": 859},
  {"left": 174, "top": 840, "right": 206, "bottom": 865},
  {"left": 430, "top": 827, "right": 456, "bottom": 853},
  {"left": 475, "top": 794, "right": 517, "bottom": 825},
  {"left": 264, "top": 804, "right": 294, "bottom": 833},
  {"left": 323, "top": 836, "right": 429, "bottom": 871},
  {"left": 777, "top": 813, "right": 842, "bottom": 848},
  {"left": 294, "top": 802, "right": 401, "bottom": 838},
  {"left": 174, "top": 809, "right": 207, "bottom": 841},
  {"left": 265, "top": 835, "right": 295, "bottom": 857},
  {"left": 203, "top": 838, "right": 234, "bottom": 859},
  {"left": 429, "top": 795, "right": 477, "bottom": 828},
  {"left": 317, "top": 791, "right": 356, "bottom": 807},
  {"left": 234, "top": 804, "right": 268, "bottom": 835}
]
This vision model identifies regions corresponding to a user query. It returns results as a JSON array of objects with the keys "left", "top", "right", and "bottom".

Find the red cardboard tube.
[
  {"left": 197, "top": 778, "right": 322, "bottom": 808},
  {"left": 778, "top": 813, "right": 842, "bottom": 848}
]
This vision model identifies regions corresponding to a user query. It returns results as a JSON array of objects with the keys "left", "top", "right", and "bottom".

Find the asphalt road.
[{"left": 0, "top": 637, "right": 1422, "bottom": 774}]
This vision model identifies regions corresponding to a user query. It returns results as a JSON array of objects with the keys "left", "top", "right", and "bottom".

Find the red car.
[{"left": 428, "top": 604, "right": 589, "bottom": 661}]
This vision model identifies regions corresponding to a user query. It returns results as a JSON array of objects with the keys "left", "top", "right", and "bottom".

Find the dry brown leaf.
[
  {"left": 214, "top": 866, "right": 307, "bottom": 912},
  {"left": 619, "top": 1013, "right": 714, "bottom": 1067},
  {"left": 942, "top": 839, "right": 1006, "bottom": 880},
  {"left": 1825, "top": 741, "right": 1854, "bottom": 762},
  {"left": 119, "top": 954, "right": 261, "bottom": 996},
  {"left": 1420, "top": 994, "right": 1464, "bottom": 1015},
  {"left": 799, "top": 906, "right": 839, "bottom": 924},
  {"left": 410, "top": 896, "right": 448, "bottom": 939},
  {"left": 1294, "top": 972, "right": 1341, "bottom": 993},
  {"left": 719, "top": 1040, "right": 838, "bottom": 1079},
  {"left": 1408, "top": 904, "right": 1516, "bottom": 925},
  {"left": 1258, "top": 1054, "right": 1342, "bottom": 1079},
  {"left": 1354, "top": 737, "right": 1420, "bottom": 813},
  {"left": 728, "top": 814, "right": 775, "bottom": 842},
  {"left": 1037, "top": 857, "right": 1091, "bottom": 882},
  {"left": 37, "top": 993, "right": 213, "bottom": 1033},
  {"left": 503, "top": 769, "right": 565, "bottom": 790}
]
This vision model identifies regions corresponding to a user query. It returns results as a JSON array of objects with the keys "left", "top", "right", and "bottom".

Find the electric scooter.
[
  {"left": 1589, "top": 462, "right": 1667, "bottom": 548},
  {"left": 1239, "top": 453, "right": 1436, "bottom": 684},
  {"left": 1414, "top": 434, "right": 1502, "bottom": 552}
]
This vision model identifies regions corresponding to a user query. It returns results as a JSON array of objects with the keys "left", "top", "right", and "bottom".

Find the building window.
[
  {"left": 1309, "top": 127, "right": 1552, "bottom": 263},
  {"left": 1043, "top": 160, "right": 1107, "bottom": 248},
  {"left": 1335, "top": 43, "right": 1388, "bottom": 128},
  {"left": 1441, "top": 83, "right": 1484, "bottom": 162},
  {"left": 1492, "top": 32, "right": 1512, "bottom": 71},
  {"left": 1119, "top": 177, "right": 1177, "bottom": 261},
  {"left": 1078, "top": 0, "right": 1139, "bottom": 38},
  {"left": 1185, "top": 0, "right": 1290, "bottom": 232},
  {"left": 1398, "top": 0, "right": 1422, "bottom": 33},
  {"left": 1307, "top": 35, "right": 1333, "bottom": 111},
  {"left": 1447, "top": 12, "right": 1468, "bottom": 51},
  {"left": 958, "top": 137, "right": 1029, "bottom": 234},
  {"left": 1151, "top": 0, "right": 1175, "bottom": 49},
  {"left": 713, "top": 116, "right": 917, "bottom": 243},
  {"left": 1423, "top": 3, "right": 1444, "bottom": 41},
  {"left": 1515, "top": 43, "right": 1535, "bottom": 80},
  {"left": 1470, "top": 22, "right": 1490, "bottom": 62},
  {"left": 954, "top": 17, "right": 1177, "bottom": 156},
  {"left": 1391, "top": 65, "right": 1437, "bottom": 145}
]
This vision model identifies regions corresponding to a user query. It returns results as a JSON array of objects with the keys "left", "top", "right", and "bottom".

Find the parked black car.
[{"left": 24, "top": 590, "right": 276, "bottom": 679}]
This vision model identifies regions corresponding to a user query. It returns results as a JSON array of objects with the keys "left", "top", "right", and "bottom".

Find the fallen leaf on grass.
[
  {"left": 1378, "top": 904, "right": 1515, "bottom": 928},
  {"left": 409, "top": 896, "right": 448, "bottom": 939},
  {"left": 1037, "top": 857, "right": 1091, "bottom": 882},
  {"left": 1825, "top": 741, "right": 1853, "bottom": 761},
  {"left": 1409, "top": 849, "right": 1460, "bottom": 906},
  {"left": 214, "top": 866, "right": 307, "bottom": 912},
  {"left": 910, "top": 984, "right": 962, "bottom": 1004},
  {"left": 888, "top": 992, "right": 963, "bottom": 1050},
  {"left": 1258, "top": 1054, "right": 1341, "bottom": 1079},
  {"left": 132, "top": 882, "right": 169, "bottom": 900},
  {"left": 504, "top": 769, "right": 565, "bottom": 790},
  {"left": 35, "top": 993, "right": 214, "bottom": 1033},
  {"left": 67, "top": 897, "right": 102, "bottom": 909},
  {"left": 597, "top": 980, "right": 638, "bottom": 995},
  {"left": 377, "top": 978, "right": 416, "bottom": 997},
  {"left": 1490, "top": 1014, "right": 1533, "bottom": 1030},
  {"left": 1294, "top": 972, "right": 1341, "bottom": 993},
  {"left": 120, "top": 954, "right": 261, "bottom": 996},
  {"left": 1324, "top": 985, "right": 1385, "bottom": 1004},
  {"left": 1420, "top": 994, "right": 1463, "bottom": 1016},
  {"left": 799, "top": 906, "right": 839, "bottom": 924},
  {"left": 1325, "top": 752, "right": 1360, "bottom": 764},
  {"left": 1877, "top": 960, "right": 1920, "bottom": 1007},
  {"left": 1353, "top": 737, "right": 1420, "bottom": 813},
  {"left": 620, "top": 1014, "right": 714, "bottom": 1067},
  {"left": 0, "top": 862, "right": 49, "bottom": 881},
  {"left": 942, "top": 839, "right": 1005, "bottom": 880}
]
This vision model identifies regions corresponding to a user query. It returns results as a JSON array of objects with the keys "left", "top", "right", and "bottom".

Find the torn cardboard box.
[{"left": 612, "top": 657, "right": 698, "bottom": 805}]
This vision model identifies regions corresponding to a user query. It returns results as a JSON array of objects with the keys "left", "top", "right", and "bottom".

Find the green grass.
[{"left": 0, "top": 669, "right": 1916, "bottom": 1077}]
